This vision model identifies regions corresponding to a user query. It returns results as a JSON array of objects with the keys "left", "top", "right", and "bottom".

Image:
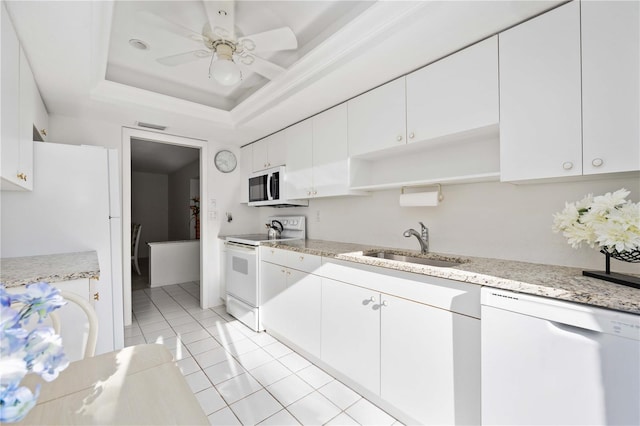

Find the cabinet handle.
[
  {"left": 381, "top": 300, "right": 388, "bottom": 307},
  {"left": 562, "top": 161, "right": 573, "bottom": 170},
  {"left": 409, "top": 132, "right": 415, "bottom": 139},
  {"left": 93, "top": 292, "right": 100, "bottom": 301},
  {"left": 286, "top": 271, "right": 291, "bottom": 276},
  {"left": 591, "top": 158, "right": 603, "bottom": 167},
  {"left": 40, "top": 129, "right": 47, "bottom": 136},
  {"left": 16, "top": 173, "right": 27, "bottom": 181},
  {"left": 281, "top": 269, "right": 286, "bottom": 273},
  {"left": 299, "top": 256, "right": 304, "bottom": 261},
  {"left": 307, "top": 191, "right": 312, "bottom": 196},
  {"left": 396, "top": 135, "right": 403, "bottom": 142},
  {"left": 267, "top": 162, "right": 271, "bottom": 167},
  {"left": 362, "top": 296, "right": 376, "bottom": 306},
  {"left": 312, "top": 190, "right": 317, "bottom": 195}
]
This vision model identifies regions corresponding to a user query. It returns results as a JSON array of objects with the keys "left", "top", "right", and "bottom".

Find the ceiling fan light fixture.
[
  {"left": 210, "top": 57, "right": 242, "bottom": 86},
  {"left": 209, "top": 43, "right": 242, "bottom": 86}
]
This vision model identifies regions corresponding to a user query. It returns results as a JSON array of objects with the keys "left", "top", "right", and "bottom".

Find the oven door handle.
[{"left": 225, "top": 242, "right": 258, "bottom": 253}]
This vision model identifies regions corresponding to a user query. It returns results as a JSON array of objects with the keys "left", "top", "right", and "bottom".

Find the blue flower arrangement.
[{"left": 0, "top": 282, "right": 69, "bottom": 422}]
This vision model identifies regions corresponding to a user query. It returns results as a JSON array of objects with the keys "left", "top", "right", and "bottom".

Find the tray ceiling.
[{"left": 106, "top": 1, "right": 373, "bottom": 111}]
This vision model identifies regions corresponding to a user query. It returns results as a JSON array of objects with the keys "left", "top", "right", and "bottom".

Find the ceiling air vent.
[{"left": 136, "top": 122, "right": 167, "bottom": 131}]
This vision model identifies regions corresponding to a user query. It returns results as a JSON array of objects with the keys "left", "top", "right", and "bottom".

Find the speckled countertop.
[
  {"left": 262, "top": 239, "right": 640, "bottom": 315},
  {"left": 0, "top": 251, "right": 100, "bottom": 288}
]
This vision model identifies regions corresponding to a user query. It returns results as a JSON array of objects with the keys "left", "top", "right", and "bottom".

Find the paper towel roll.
[{"left": 399, "top": 191, "right": 440, "bottom": 207}]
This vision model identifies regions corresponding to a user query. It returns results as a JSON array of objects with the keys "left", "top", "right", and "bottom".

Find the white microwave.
[{"left": 248, "top": 166, "right": 308, "bottom": 207}]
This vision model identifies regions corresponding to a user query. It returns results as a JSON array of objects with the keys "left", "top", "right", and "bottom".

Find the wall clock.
[{"left": 214, "top": 150, "right": 237, "bottom": 173}]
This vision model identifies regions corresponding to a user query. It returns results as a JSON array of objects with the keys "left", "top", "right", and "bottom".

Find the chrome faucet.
[{"left": 404, "top": 222, "right": 429, "bottom": 254}]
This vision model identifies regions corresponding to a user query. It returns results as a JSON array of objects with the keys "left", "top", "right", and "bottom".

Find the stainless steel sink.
[{"left": 364, "top": 251, "right": 462, "bottom": 267}]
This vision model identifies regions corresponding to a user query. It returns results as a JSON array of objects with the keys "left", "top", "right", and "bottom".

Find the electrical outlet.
[{"left": 316, "top": 210, "right": 321, "bottom": 222}]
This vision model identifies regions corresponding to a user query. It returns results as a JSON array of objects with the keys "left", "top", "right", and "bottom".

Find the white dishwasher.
[{"left": 481, "top": 287, "right": 640, "bottom": 426}]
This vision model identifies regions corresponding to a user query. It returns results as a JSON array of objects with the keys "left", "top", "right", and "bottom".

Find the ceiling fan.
[{"left": 141, "top": 0, "right": 298, "bottom": 86}]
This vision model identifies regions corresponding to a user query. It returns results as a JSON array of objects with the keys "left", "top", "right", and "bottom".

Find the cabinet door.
[
  {"left": 18, "top": 49, "right": 34, "bottom": 190},
  {"left": 499, "top": 1, "right": 582, "bottom": 181},
  {"left": 348, "top": 78, "right": 406, "bottom": 157},
  {"left": 281, "top": 269, "right": 322, "bottom": 358},
  {"left": 251, "top": 138, "right": 268, "bottom": 171},
  {"left": 321, "top": 278, "right": 380, "bottom": 394},
  {"left": 260, "top": 262, "right": 287, "bottom": 329},
  {"left": 582, "top": 1, "right": 639, "bottom": 175},
  {"left": 1, "top": 3, "right": 21, "bottom": 189},
  {"left": 312, "top": 103, "right": 350, "bottom": 197},
  {"left": 239, "top": 145, "right": 251, "bottom": 203},
  {"left": 406, "top": 36, "right": 498, "bottom": 143},
  {"left": 266, "top": 130, "right": 287, "bottom": 169},
  {"left": 285, "top": 119, "right": 313, "bottom": 199},
  {"left": 33, "top": 88, "right": 49, "bottom": 142},
  {"left": 380, "top": 294, "right": 480, "bottom": 425}
]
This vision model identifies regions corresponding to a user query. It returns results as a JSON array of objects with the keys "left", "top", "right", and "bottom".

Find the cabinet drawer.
[
  {"left": 319, "top": 259, "right": 480, "bottom": 318},
  {"left": 260, "top": 246, "right": 289, "bottom": 265},
  {"left": 285, "top": 250, "right": 322, "bottom": 274}
]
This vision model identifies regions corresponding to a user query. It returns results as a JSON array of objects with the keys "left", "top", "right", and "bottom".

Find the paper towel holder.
[{"left": 400, "top": 183, "right": 444, "bottom": 202}]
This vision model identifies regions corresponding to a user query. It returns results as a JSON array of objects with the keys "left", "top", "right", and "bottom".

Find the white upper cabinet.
[
  {"left": 285, "top": 118, "right": 314, "bottom": 199},
  {"left": 581, "top": 0, "right": 639, "bottom": 175},
  {"left": 239, "top": 145, "right": 251, "bottom": 203},
  {"left": 2, "top": 3, "right": 47, "bottom": 191},
  {"left": 252, "top": 131, "right": 286, "bottom": 172},
  {"left": 406, "top": 36, "right": 499, "bottom": 143},
  {"left": 285, "top": 104, "right": 359, "bottom": 199},
  {"left": 312, "top": 103, "right": 351, "bottom": 197},
  {"left": 348, "top": 78, "right": 406, "bottom": 157},
  {"left": 1, "top": 3, "right": 22, "bottom": 190},
  {"left": 499, "top": 1, "right": 582, "bottom": 182},
  {"left": 18, "top": 49, "right": 35, "bottom": 191}
]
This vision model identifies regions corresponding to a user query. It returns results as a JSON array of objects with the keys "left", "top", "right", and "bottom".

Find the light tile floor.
[{"left": 125, "top": 283, "right": 402, "bottom": 426}]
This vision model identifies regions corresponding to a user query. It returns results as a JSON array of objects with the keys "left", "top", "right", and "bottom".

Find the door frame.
[{"left": 122, "top": 127, "right": 209, "bottom": 326}]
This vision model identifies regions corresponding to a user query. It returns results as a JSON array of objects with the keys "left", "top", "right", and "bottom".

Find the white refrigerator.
[{"left": 1, "top": 142, "right": 124, "bottom": 354}]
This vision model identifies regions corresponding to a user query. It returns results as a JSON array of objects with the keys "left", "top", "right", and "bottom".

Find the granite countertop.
[
  {"left": 0, "top": 251, "right": 100, "bottom": 288},
  {"left": 262, "top": 239, "right": 640, "bottom": 315}
]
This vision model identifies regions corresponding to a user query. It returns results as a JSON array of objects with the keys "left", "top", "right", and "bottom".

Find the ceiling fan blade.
[
  {"left": 157, "top": 50, "right": 211, "bottom": 66},
  {"left": 203, "top": 1, "right": 236, "bottom": 40},
  {"left": 236, "top": 53, "right": 285, "bottom": 80},
  {"left": 238, "top": 27, "right": 298, "bottom": 53},
  {"left": 137, "top": 10, "right": 205, "bottom": 42}
]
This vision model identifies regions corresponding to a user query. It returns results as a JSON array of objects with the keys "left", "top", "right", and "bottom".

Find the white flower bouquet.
[
  {"left": 0, "top": 282, "right": 69, "bottom": 422},
  {"left": 552, "top": 188, "right": 640, "bottom": 259}
]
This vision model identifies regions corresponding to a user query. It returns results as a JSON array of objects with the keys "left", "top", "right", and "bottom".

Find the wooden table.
[{"left": 20, "top": 344, "right": 208, "bottom": 425}]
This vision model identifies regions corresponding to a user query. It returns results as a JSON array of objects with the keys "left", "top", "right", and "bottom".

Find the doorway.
[{"left": 122, "top": 128, "right": 209, "bottom": 326}]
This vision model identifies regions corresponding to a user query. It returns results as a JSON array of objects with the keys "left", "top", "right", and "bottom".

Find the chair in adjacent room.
[{"left": 131, "top": 223, "right": 143, "bottom": 276}]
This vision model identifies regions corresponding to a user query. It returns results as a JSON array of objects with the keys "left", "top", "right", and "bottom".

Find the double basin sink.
[{"left": 362, "top": 250, "right": 464, "bottom": 268}]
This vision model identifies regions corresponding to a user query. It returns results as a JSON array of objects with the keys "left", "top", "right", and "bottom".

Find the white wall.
[
  {"left": 258, "top": 175, "right": 640, "bottom": 274},
  {"left": 168, "top": 160, "right": 199, "bottom": 241},
  {"left": 131, "top": 171, "right": 169, "bottom": 258}
]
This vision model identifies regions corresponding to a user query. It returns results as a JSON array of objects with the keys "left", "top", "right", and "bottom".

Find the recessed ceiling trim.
[
  {"left": 89, "top": 1, "right": 429, "bottom": 129},
  {"left": 91, "top": 80, "right": 233, "bottom": 125}
]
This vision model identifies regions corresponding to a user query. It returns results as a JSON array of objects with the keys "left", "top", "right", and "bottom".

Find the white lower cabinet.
[
  {"left": 321, "top": 278, "right": 381, "bottom": 394},
  {"left": 7, "top": 279, "right": 96, "bottom": 363},
  {"left": 380, "top": 294, "right": 480, "bottom": 425},
  {"left": 260, "top": 258, "right": 322, "bottom": 358},
  {"left": 260, "top": 251, "right": 481, "bottom": 425}
]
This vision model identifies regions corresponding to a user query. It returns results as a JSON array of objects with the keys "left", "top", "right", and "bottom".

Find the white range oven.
[{"left": 225, "top": 215, "right": 306, "bottom": 331}]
